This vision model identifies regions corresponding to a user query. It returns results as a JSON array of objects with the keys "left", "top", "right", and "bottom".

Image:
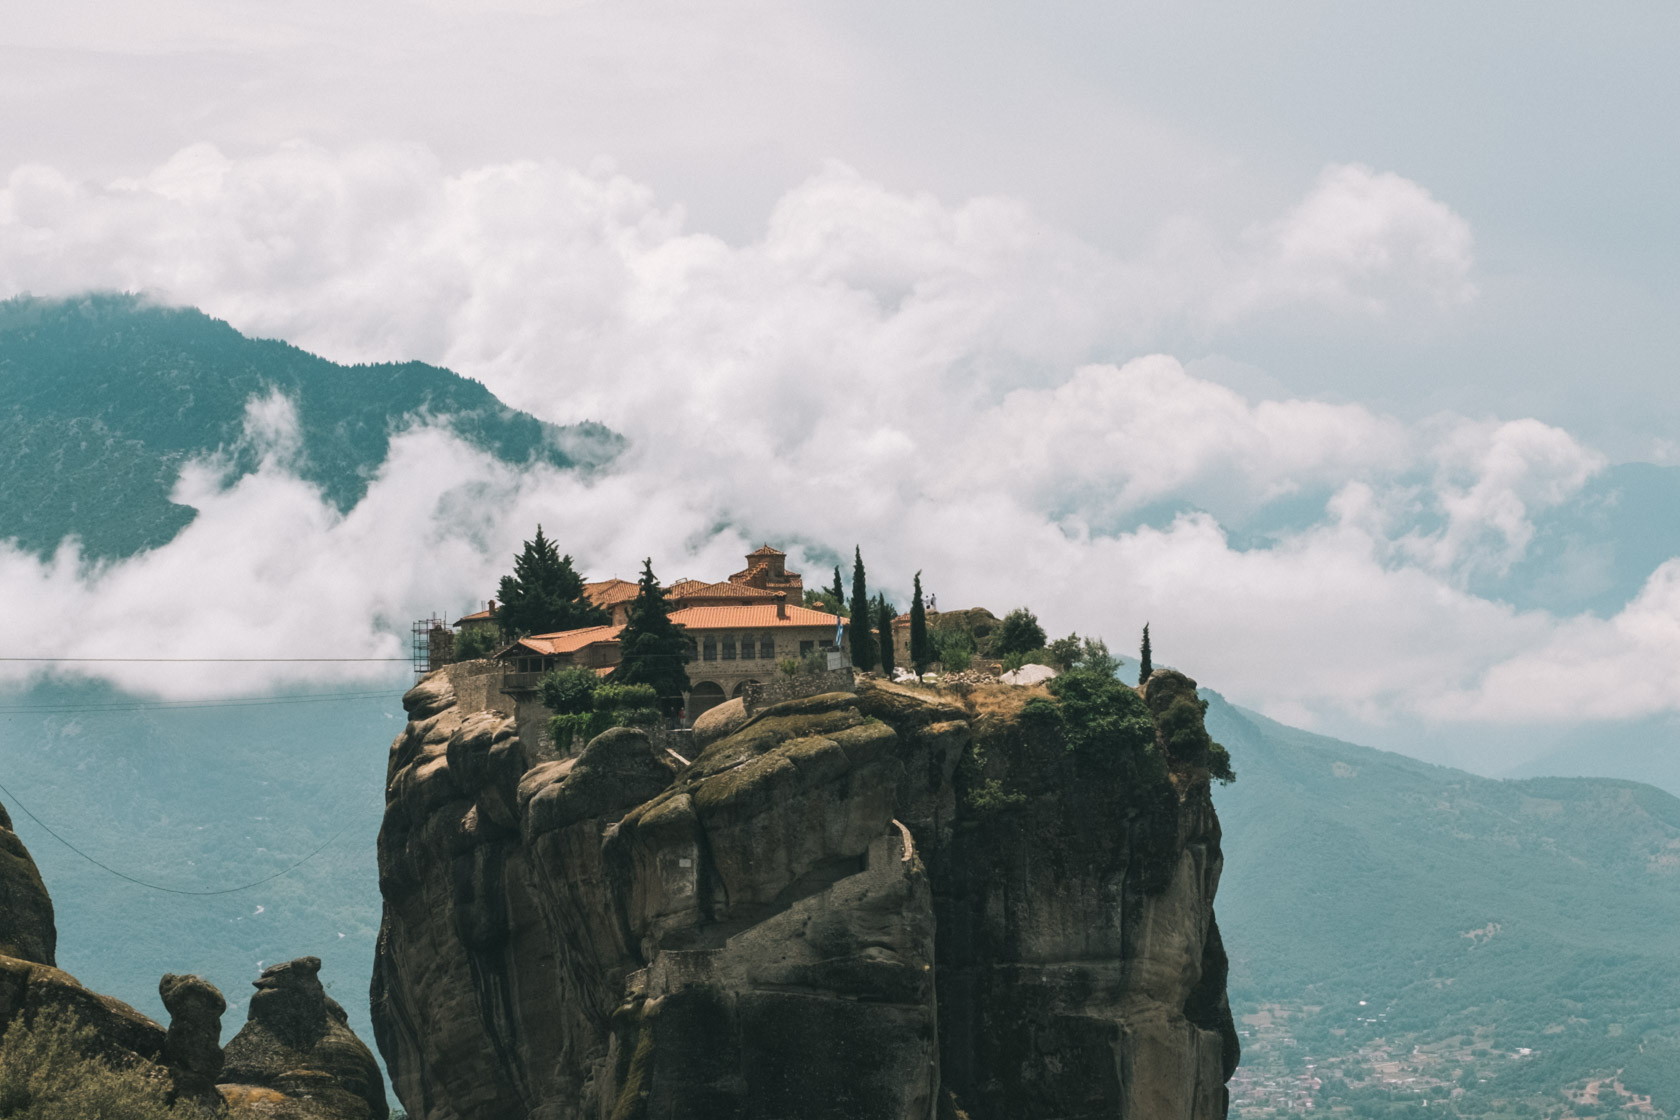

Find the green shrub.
[
  {"left": 993, "top": 608, "right": 1047, "bottom": 657},
  {"left": 539, "top": 666, "right": 600, "bottom": 714},
  {"left": 545, "top": 676, "right": 662, "bottom": 748},
  {"left": 1156, "top": 693, "right": 1236, "bottom": 782},
  {"left": 0, "top": 1005, "right": 188, "bottom": 1120},
  {"left": 452, "top": 626, "right": 502, "bottom": 661}
]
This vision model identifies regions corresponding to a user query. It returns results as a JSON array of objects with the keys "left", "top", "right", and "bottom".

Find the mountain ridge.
[{"left": 0, "top": 293, "right": 621, "bottom": 559}]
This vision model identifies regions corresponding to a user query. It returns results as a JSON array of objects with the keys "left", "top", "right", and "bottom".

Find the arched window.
[
  {"left": 721, "top": 635, "right": 737, "bottom": 661},
  {"left": 703, "top": 635, "right": 717, "bottom": 661},
  {"left": 759, "top": 634, "right": 775, "bottom": 659}
]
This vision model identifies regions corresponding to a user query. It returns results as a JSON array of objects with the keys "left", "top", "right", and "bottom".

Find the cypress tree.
[
  {"left": 1138, "top": 623, "right": 1153, "bottom": 686},
  {"left": 613, "top": 558, "right": 692, "bottom": 716},
  {"left": 830, "top": 566, "right": 848, "bottom": 617},
  {"left": 496, "top": 525, "right": 609, "bottom": 638},
  {"left": 849, "top": 546, "right": 876, "bottom": 671},
  {"left": 909, "top": 571, "right": 932, "bottom": 678},
  {"left": 876, "top": 595, "right": 896, "bottom": 676}
]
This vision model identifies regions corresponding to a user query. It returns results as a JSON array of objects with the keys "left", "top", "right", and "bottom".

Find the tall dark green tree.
[
  {"left": 909, "top": 571, "right": 932, "bottom": 678},
  {"left": 849, "top": 546, "right": 876, "bottom": 670},
  {"left": 612, "top": 558, "right": 692, "bottom": 716},
  {"left": 876, "top": 595, "right": 896, "bottom": 676},
  {"left": 1138, "top": 623, "right": 1153, "bottom": 685},
  {"left": 830, "top": 566, "right": 848, "bottom": 617},
  {"left": 496, "top": 525, "right": 609, "bottom": 638}
]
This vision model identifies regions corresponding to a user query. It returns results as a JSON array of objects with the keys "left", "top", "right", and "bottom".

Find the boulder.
[{"left": 220, "top": 958, "right": 388, "bottom": 1120}]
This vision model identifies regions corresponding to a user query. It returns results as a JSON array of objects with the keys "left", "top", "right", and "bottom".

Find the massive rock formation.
[
  {"left": 0, "top": 802, "right": 384, "bottom": 1120},
  {"left": 373, "top": 665, "right": 1238, "bottom": 1119}
]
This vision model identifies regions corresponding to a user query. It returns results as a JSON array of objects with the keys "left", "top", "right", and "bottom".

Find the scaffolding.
[{"left": 411, "top": 615, "right": 452, "bottom": 676}]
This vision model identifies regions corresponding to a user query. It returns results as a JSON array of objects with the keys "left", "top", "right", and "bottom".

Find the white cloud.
[{"left": 6, "top": 143, "right": 1675, "bottom": 737}]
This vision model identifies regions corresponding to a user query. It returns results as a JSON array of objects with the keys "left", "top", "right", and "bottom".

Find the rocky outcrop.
[
  {"left": 373, "top": 665, "right": 1239, "bottom": 1119},
  {"left": 0, "top": 800, "right": 57, "bottom": 966},
  {"left": 161, "top": 972, "right": 228, "bottom": 1111},
  {"left": 0, "top": 801, "right": 384, "bottom": 1120},
  {"left": 221, "top": 957, "right": 389, "bottom": 1120}
]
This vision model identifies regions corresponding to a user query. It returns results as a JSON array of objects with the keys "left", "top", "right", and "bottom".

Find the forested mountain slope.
[
  {"left": 0, "top": 293, "right": 619, "bottom": 559},
  {"left": 1211, "top": 696, "right": 1680, "bottom": 1116}
]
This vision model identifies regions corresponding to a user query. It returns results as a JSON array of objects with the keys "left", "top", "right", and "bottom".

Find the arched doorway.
[
  {"left": 731, "top": 679, "right": 760, "bottom": 700},
  {"left": 688, "top": 681, "right": 727, "bottom": 722}
]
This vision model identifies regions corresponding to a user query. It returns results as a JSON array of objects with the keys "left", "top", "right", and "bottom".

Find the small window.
[
  {"left": 721, "top": 636, "right": 737, "bottom": 661},
  {"left": 800, "top": 640, "right": 814, "bottom": 656},
  {"left": 741, "top": 635, "right": 756, "bottom": 660},
  {"left": 760, "top": 635, "right": 775, "bottom": 659},
  {"left": 703, "top": 636, "right": 717, "bottom": 661}
]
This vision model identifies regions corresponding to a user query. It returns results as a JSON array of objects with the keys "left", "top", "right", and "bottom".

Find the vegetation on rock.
[{"left": 0, "top": 1007, "right": 186, "bottom": 1120}]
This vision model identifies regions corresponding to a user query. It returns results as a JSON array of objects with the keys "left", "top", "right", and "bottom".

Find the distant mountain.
[
  {"left": 0, "top": 293, "right": 621, "bottom": 559},
  {"left": 1506, "top": 713, "right": 1680, "bottom": 798},
  {"left": 1483, "top": 461, "right": 1680, "bottom": 617},
  {"left": 1211, "top": 696, "right": 1680, "bottom": 1116}
]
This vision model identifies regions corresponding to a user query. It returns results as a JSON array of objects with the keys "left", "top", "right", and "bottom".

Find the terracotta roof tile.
[
  {"left": 667, "top": 604, "right": 839, "bottom": 629},
  {"left": 670, "top": 580, "right": 781, "bottom": 602},
  {"left": 504, "top": 624, "right": 623, "bottom": 656},
  {"left": 583, "top": 579, "right": 640, "bottom": 608},
  {"left": 453, "top": 608, "right": 495, "bottom": 625}
]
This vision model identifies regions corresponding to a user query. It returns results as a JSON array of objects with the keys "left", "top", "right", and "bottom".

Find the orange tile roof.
[
  {"left": 506, "top": 624, "right": 623, "bottom": 656},
  {"left": 747, "top": 544, "right": 786, "bottom": 557},
  {"left": 583, "top": 579, "right": 640, "bottom": 608},
  {"left": 454, "top": 607, "right": 496, "bottom": 625},
  {"left": 670, "top": 580, "right": 781, "bottom": 602},
  {"left": 667, "top": 604, "right": 839, "bottom": 630}
]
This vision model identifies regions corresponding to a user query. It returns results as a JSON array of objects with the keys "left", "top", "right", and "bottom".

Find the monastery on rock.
[{"left": 458, "top": 546, "right": 843, "bottom": 722}]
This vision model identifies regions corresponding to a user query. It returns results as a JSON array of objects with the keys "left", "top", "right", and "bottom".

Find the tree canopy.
[
  {"left": 876, "top": 595, "right": 896, "bottom": 676},
  {"left": 612, "top": 558, "right": 692, "bottom": 715},
  {"left": 495, "top": 525, "right": 609, "bottom": 638},
  {"left": 849, "top": 546, "right": 876, "bottom": 671},
  {"left": 993, "top": 607, "right": 1047, "bottom": 657},
  {"left": 909, "top": 571, "right": 932, "bottom": 677}
]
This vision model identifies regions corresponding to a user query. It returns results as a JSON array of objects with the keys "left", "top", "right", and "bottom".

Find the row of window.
[{"left": 701, "top": 633, "right": 777, "bottom": 661}]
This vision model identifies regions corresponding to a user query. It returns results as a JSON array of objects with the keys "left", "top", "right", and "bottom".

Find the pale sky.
[{"left": 3, "top": 2, "right": 1678, "bottom": 769}]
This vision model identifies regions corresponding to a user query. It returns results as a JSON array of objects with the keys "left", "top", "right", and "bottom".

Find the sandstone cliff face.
[{"left": 373, "top": 667, "right": 1238, "bottom": 1119}]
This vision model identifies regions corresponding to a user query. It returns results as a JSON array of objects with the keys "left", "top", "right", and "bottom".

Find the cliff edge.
[{"left": 373, "top": 664, "right": 1237, "bottom": 1119}]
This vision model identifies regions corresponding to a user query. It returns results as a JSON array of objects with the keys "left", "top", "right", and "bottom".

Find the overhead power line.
[
  {"left": 0, "top": 657, "right": 408, "bottom": 663},
  {"left": 0, "top": 776, "right": 356, "bottom": 897}
]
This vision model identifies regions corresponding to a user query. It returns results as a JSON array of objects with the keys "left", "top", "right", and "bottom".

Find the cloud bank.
[{"left": 3, "top": 143, "right": 1670, "bottom": 736}]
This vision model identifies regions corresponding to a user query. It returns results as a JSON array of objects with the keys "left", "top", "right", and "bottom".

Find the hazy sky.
[{"left": 3, "top": 3, "right": 1678, "bottom": 768}]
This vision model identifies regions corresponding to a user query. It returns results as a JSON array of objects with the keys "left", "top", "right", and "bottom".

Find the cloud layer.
[{"left": 2, "top": 143, "right": 1670, "bottom": 736}]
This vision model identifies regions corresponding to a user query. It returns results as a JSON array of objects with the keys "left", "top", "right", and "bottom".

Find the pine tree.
[
  {"left": 849, "top": 546, "right": 876, "bottom": 671},
  {"left": 909, "top": 571, "right": 932, "bottom": 678},
  {"left": 876, "top": 595, "right": 896, "bottom": 676},
  {"left": 830, "top": 566, "right": 848, "bottom": 617},
  {"left": 495, "top": 525, "right": 608, "bottom": 638},
  {"left": 613, "top": 558, "right": 692, "bottom": 716},
  {"left": 1138, "top": 623, "right": 1153, "bottom": 686}
]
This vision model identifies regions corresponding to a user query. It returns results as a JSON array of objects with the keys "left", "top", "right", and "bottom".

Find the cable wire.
[{"left": 0, "top": 777, "right": 357, "bottom": 896}]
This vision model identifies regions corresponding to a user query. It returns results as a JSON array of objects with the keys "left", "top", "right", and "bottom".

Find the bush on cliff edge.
[{"left": 0, "top": 1006, "right": 188, "bottom": 1120}]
